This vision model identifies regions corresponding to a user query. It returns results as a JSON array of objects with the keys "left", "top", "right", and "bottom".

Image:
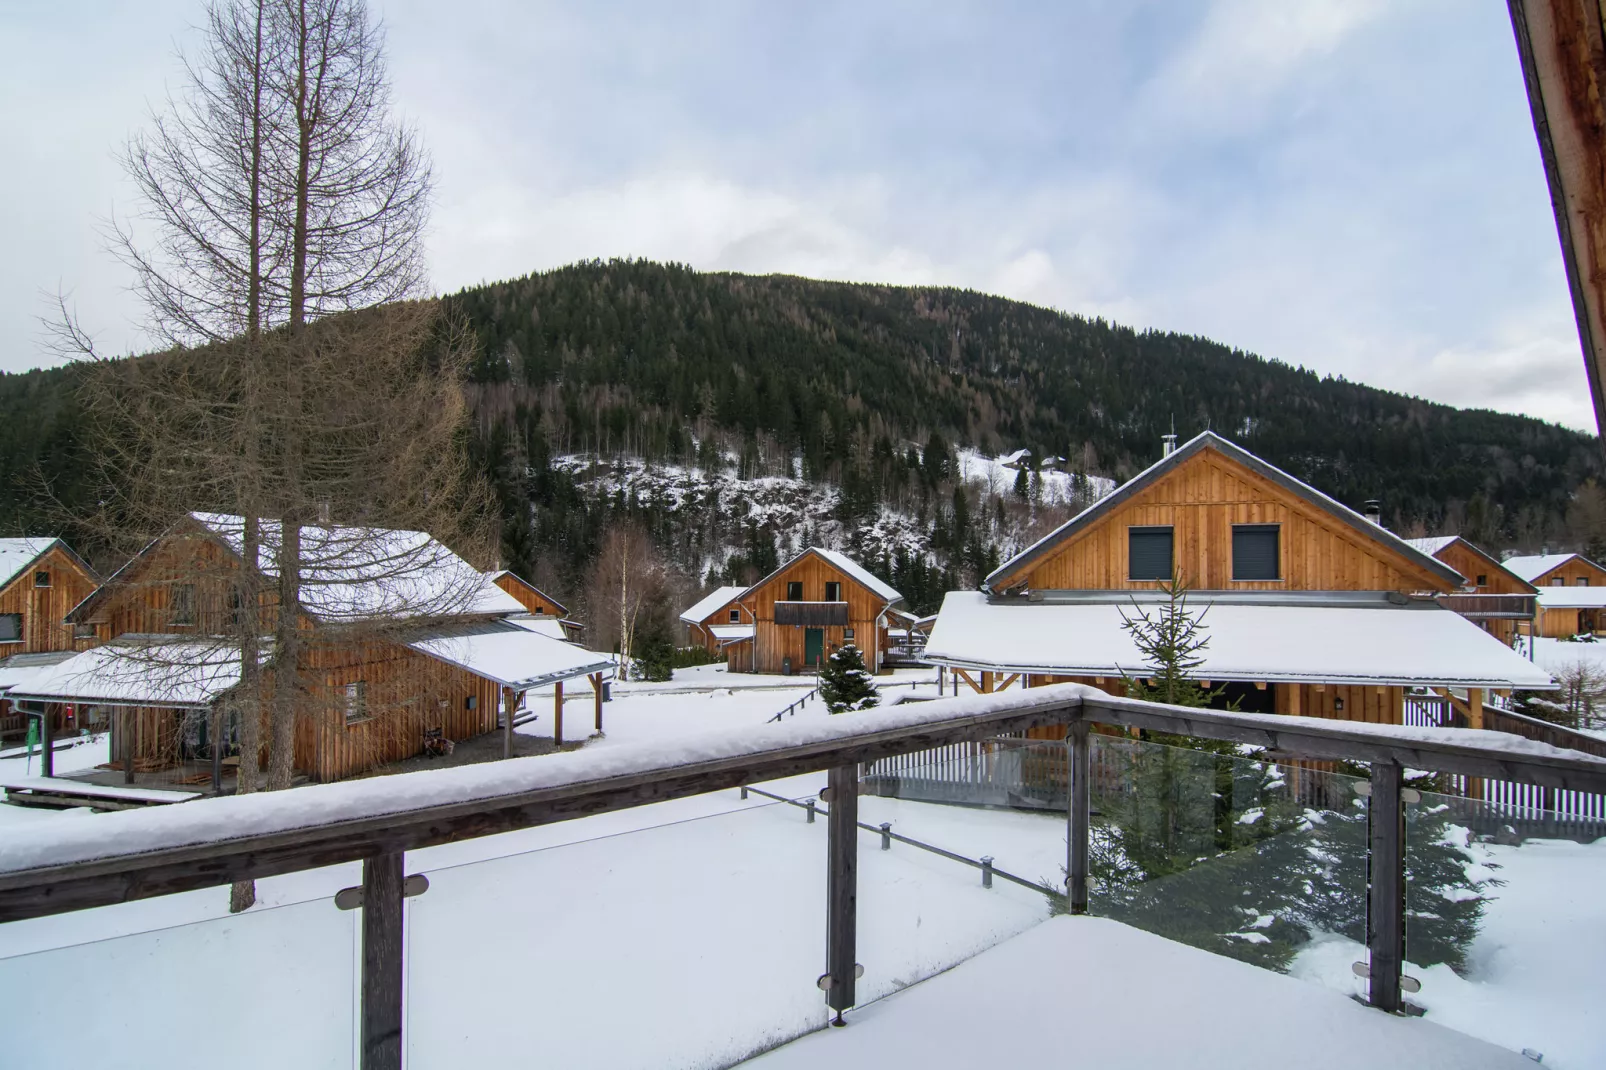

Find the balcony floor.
[{"left": 742, "top": 916, "right": 1535, "bottom": 1070}]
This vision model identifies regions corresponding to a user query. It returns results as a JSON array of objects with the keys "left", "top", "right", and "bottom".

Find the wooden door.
[{"left": 804, "top": 628, "right": 824, "bottom": 668}]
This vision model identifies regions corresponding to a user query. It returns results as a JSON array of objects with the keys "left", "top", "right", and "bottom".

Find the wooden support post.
[
  {"left": 1067, "top": 720, "right": 1090, "bottom": 915},
  {"left": 1465, "top": 687, "right": 1484, "bottom": 798},
  {"left": 1367, "top": 762, "right": 1406, "bottom": 1014},
  {"left": 592, "top": 674, "right": 604, "bottom": 732},
  {"left": 825, "top": 763, "right": 858, "bottom": 1023},
  {"left": 122, "top": 709, "right": 133, "bottom": 785},
  {"left": 1288, "top": 684, "right": 1302, "bottom": 717},
  {"left": 553, "top": 681, "right": 564, "bottom": 747},
  {"left": 210, "top": 707, "right": 223, "bottom": 794},
  {"left": 502, "top": 686, "right": 515, "bottom": 760},
  {"left": 39, "top": 710, "right": 53, "bottom": 780},
  {"left": 360, "top": 852, "right": 405, "bottom": 1070},
  {"left": 981, "top": 670, "right": 994, "bottom": 694}
]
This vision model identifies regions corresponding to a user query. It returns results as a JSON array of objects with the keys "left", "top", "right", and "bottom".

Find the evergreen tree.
[
  {"left": 630, "top": 587, "right": 676, "bottom": 682},
  {"left": 819, "top": 643, "right": 880, "bottom": 713},
  {"left": 1119, "top": 572, "right": 1229, "bottom": 708}
]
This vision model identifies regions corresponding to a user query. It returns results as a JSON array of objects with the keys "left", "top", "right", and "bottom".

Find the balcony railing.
[
  {"left": 3, "top": 686, "right": 1605, "bottom": 1069},
  {"left": 1435, "top": 592, "right": 1537, "bottom": 618},
  {"left": 773, "top": 601, "right": 849, "bottom": 626}
]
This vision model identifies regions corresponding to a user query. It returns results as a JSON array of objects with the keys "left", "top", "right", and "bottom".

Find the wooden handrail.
[
  {"left": 3, "top": 688, "right": 1606, "bottom": 923},
  {"left": 1484, "top": 705, "right": 1606, "bottom": 761}
]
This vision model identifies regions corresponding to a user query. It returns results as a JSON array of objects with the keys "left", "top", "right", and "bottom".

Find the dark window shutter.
[
  {"left": 1128, "top": 527, "right": 1174, "bottom": 580},
  {"left": 1232, "top": 525, "right": 1280, "bottom": 581}
]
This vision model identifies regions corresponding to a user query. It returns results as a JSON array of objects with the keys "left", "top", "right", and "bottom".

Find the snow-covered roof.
[
  {"left": 1402, "top": 535, "right": 1458, "bottom": 557},
  {"left": 507, "top": 616, "right": 573, "bottom": 642},
  {"left": 1533, "top": 585, "right": 1606, "bottom": 608},
  {"left": 0, "top": 538, "right": 60, "bottom": 590},
  {"left": 0, "top": 651, "right": 79, "bottom": 694},
  {"left": 710, "top": 624, "right": 755, "bottom": 644},
  {"left": 986, "top": 432, "right": 1465, "bottom": 592},
  {"left": 924, "top": 590, "right": 1555, "bottom": 689},
  {"left": 7, "top": 638, "right": 253, "bottom": 708},
  {"left": 406, "top": 620, "right": 614, "bottom": 691},
  {"left": 680, "top": 585, "right": 749, "bottom": 625},
  {"left": 810, "top": 548, "right": 902, "bottom": 605},
  {"left": 191, "top": 513, "right": 523, "bottom": 622},
  {"left": 1502, "top": 553, "right": 1591, "bottom": 583}
]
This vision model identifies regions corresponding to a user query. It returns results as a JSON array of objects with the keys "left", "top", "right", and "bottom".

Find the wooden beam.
[
  {"left": 995, "top": 673, "right": 1021, "bottom": 693},
  {"left": 360, "top": 853, "right": 405, "bottom": 1070},
  {"left": 825, "top": 764, "right": 858, "bottom": 1022},
  {"left": 980, "top": 670, "right": 994, "bottom": 694},
  {"left": 953, "top": 668, "right": 982, "bottom": 694},
  {"left": 1367, "top": 763, "right": 1406, "bottom": 1013},
  {"left": 1288, "top": 684, "right": 1301, "bottom": 717},
  {"left": 1066, "top": 721, "right": 1090, "bottom": 915},
  {"left": 40, "top": 710, "right": 53, "bottom": 781},
  {"left": 553, "top": 681, "right": 564, "bottom": 747},
  {"left": 122, "top": 709, "right": 133, "bottom": 785},
  {"left": 502, "top": 687, "right": 516, "bottom": 760},
  {"left": 592, "top": 674, "right": 604, "bottom": 733}
]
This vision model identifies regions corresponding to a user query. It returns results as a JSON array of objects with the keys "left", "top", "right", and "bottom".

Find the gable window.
[
  {"left": 1475, "top": 574, "right": 1487, "bottom": 587},
  {"left": 1128, "top": 526, "right": 1174, "bottom": 581},
  {"left": 786, "top": 581, "right": 804, "bottom": 601},
  {"left": 33, "top": 570, "right": 50, "bottom": 588},
  {"left": 73, "top": 622, "right": 96, "bottom": 640},
  {"left": 1231, "top": 525, "right": 1281, "bottom": 581},
  {"left": 344, "top": 681, "right": 369, "bottom": 725},
  {"left": 728, "top": 608, "right": 740, "bottom": 623},
  {"left": 825, "top": 581, "right": 842, "bottom": 602},
  {"left": 1552, "top": 577, "right": 1566, "bottom": 586},
  {"left": 170, "top": 583, "right": 196, "bottom": 626},
  {"left": 0, "top": 614, "right": 20, "bottom": 643},
  {"left": 1578, "top": 577, "right": 1591, "bottom": 587}
]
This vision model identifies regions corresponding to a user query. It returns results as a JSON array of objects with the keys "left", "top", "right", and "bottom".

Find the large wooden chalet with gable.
[
  {"left": 680, "top": 548, "right": 904, "bottom": 675},
  {"left": 1501, "top": 552, "right": 1606, "bottom": 638},
  {"left": 1404, "top": 535, "right": 1539, "bottom": 646},
  {"left": 924, "top": 432, "right": 1552, "bottom": 728},
  {"left": 9, "top": 513, "right": 611, "bottom": 783}
]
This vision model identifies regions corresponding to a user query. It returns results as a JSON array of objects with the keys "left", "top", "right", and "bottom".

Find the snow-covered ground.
[
  {"left": 954, "top": 446, "right": 1115, "bottom": 508},
  {"left": 747, "top": 917, "right": 1534, "bottom": 1070}
]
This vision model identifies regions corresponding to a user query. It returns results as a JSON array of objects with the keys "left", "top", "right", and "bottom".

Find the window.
[
  {"left": 1475, "top": 574, "right": 1487, "bottom": 587},
  {"left": 73, "top": 622, "right": 96, "bottom": 640},
  {"left": 825, "top": 581, "right": 842, "bottom": 602},
  {"left": 786, "top": 581, "right": 804, "bottom": 601},
  {"left": 728, "top": 608, "right": 740, "bottom": 623},
  {"left": 0, "top": 613, "right": 20, "bottom": 643},
  {"left": 1231, "top": 525, "right": 1280, "bottom": 581},
  {"left": 344, "top": 681, "right": 369, "bottom": 725},
  {"left": 170, "top": 583, "right": 196, "bottom": 626},
  {"left": 1128, "top": 526, "right": 1174, "bottom": 581},
  {"left": 33, "top": 570, "right": 50, "bottom": 588},
  {"left": 1578, "top": 577, "right": 1591, "bottom": 587},
  {"left": 844, "top": 627, "right": 855, "bottom": 640},
  {"left": 1553, "top": 577, "right": 1566, "bottom": 586}
]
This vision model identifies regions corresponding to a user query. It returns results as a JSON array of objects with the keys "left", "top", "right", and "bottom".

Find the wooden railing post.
[
  {"left": 122, "top": 709, "right": 134, "bottom": 785},
  {"left": 825, "top": 763, "right": 859, "bottom": 1024},
  {"left": 39, "top": 710, "right": 53, "bottom": 780},
  {"left": 502, "top": 686, "right": 515, "bottom": 760},
  {"left": 1367, "top": 762, "right": 1405, "bottom": 1013},
  {"left": 361, "top": 852, "right": 405, "bottom": 1070},
  {"left": 1067, "top": 720, "right": 1090, "bottom": 915}
]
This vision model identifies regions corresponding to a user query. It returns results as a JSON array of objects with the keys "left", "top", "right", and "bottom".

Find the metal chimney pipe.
[
  {"left": 1161, "top": 434, "right": 1178, "bottom": 458},
  {"left": 1363, "top": 499, "right": 1382, "bottom": 526}
]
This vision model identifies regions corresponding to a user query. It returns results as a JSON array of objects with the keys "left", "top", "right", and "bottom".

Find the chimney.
[
  {"left": 1362, "top": 499, "right": 1382, "bottom": 526},
  {"left": 1161, "top": 433, "right": 1178, "bottom": 459}
]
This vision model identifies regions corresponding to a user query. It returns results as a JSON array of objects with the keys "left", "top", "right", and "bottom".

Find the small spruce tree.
[
  {"left": 1118, "top": 571, "right": 1226, "bottom": 708},
  {"left": 819, "top": 643, "right": 880, "bottom": 713}
]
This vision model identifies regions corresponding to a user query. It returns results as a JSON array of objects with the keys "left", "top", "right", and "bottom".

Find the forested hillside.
[{"left": 2, "top": 258, "right": 1601, "bottom": 615}]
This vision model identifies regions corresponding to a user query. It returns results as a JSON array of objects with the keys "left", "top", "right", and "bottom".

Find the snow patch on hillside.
[{"left": 954, "top": 448, "right": 1116, "bottom": 507}]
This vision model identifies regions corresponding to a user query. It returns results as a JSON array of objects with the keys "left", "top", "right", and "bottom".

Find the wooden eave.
[{"left": 985, "top": 432, "right": 1465, "bottom": 593}]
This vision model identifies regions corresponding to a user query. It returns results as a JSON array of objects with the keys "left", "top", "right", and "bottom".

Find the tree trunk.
[{"left": 267, "top": 517, "right": 301, "bottom": 790}]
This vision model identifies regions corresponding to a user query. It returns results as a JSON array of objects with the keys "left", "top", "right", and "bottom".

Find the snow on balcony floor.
[{"left": 743, "top": 916, "right": 1536, "bottom": 1070}]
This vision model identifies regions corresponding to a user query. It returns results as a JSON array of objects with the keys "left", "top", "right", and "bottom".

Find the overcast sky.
[{"left": 3, "top": 0, "right": 1595, "bottom": 432}]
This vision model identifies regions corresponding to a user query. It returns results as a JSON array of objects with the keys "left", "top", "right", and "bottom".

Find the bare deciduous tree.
[{"left": 587, "top": 524, "right": 666, "bottom": 672}]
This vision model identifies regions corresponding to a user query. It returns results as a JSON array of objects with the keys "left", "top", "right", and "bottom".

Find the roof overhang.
[
  {"left": 924, "top": 591, "right": 1557, "bottom": 691},
  {"left": 406, "top": 622, "right": 615, "bottom": 691}
]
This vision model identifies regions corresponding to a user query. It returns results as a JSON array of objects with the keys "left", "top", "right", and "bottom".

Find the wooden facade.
[
  {"left": 489, "top": 570, "right": 567, "bottom": 618},
  {"left": 0, "top": 542, "right": 100, "bottom": 655},
  {"left": 1416, "top": 537, "right": 1537, "bottom": 644},
  {"left": 1518, "top": 556, "right": 1606, "bottom": 638},
  {"left": 735, "top": 549, "right": 900, "bottom": 675},
  {"left": 685, "top": 597, "right": 752, "bottom": 657},
  {"left": 991, "top": 450, "right": 1451, "bottom": 595}
]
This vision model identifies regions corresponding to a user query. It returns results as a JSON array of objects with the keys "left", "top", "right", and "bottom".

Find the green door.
[{"left": 804, "top": 628, "right": 824, "bottom": 668}]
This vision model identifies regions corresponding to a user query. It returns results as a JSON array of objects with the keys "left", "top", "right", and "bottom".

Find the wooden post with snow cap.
[
  {"left": 360, "top": 852, "right": 405, "bottom": 1070},
  {"left": 592, "top": 673, "right": 604, "bottom": 732},
  {"left": 824, "top": 763, "right": 859, "bottom": 1024},
  {"left": 1367, "top": 761, "right": 1406, "bottom": 1013},
  {"left": 502, "top": 686, "right": 516, "bottom": 760},
  {"left": 553, "top": 680, "right": 564, "bottom": 747},
  {"left": 1067, "top": 719, "right": 1090, "bottom": 915}
]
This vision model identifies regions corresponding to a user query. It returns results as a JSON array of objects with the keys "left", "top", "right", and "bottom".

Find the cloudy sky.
[{"left": 3, "top": 0, "right": 1595, "bottom": 432}]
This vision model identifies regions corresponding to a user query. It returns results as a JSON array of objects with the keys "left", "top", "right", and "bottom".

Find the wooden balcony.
[{"left": 773, "top": 601, "right": 849, "bottom": 626}]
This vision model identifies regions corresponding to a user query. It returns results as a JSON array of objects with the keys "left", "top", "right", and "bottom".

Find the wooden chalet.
[
  {"left": 486, "top": 569, "right": 584, "bottom": 641},
  {"left": 678, "top": 585, "right": 751, "bottom": 657},
  {"left": 0, "top": 538, "right": 100, "bottom": 739},
  {"left": 724, "top": 548, "right": 904, "bottom": 675},
  {"left": 1501, "top": 553, "right": 1606, "bottom": 638},
  {"left": 924, "top": 432, "right": 1553, "bottom": 730},
  {"left": 1403, "top": 536, "right": 1538, "bottom": 645},
  {"left": 11, "top": 514, "right": 612, "bottom": 784}
]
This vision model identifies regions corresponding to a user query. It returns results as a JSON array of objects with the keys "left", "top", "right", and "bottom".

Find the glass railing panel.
[
  {"left": 856, "top": 739, "right": 1063, "bottom": 1005},
  {"left": 0, "top": 891, "right": 357, "bottom": 1069},
  {"left": 1082, "top": 733, "right": 1371, "bottom": 983},
  {"left": 404, "top": 792, "right": 829, "bottom": 1070},
  {"left": 1398, "top": 785, "right": 1606, "bottom": 1070}
]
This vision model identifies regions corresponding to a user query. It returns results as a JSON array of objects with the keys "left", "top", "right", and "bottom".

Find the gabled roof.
[
  {"left": 1404, "top": 535, "right": 1535, "bottom": 593},
  {"left": 1502, "top": 553, "right": 1605, "bottom": 583},
  {"left": 0, "top": 537, "right": 95, "bottom": 592},
  {"left": 680, "top": 585, "right": 749, "bottom": 625},
  {"left": 68, "top": 513, "right": 520, "bottom": 625},
  {"left": 406, "top": 619, "right": 613, "bottom": 691},
  {"left": 986, "top": 431, "right": 1465, "bottom": 591},
  {"left": 810, "top": 548, "right": 903, "bottom": 604},
  {"left": 484, "top": 569, "right": 569, "bottom": 616}
]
